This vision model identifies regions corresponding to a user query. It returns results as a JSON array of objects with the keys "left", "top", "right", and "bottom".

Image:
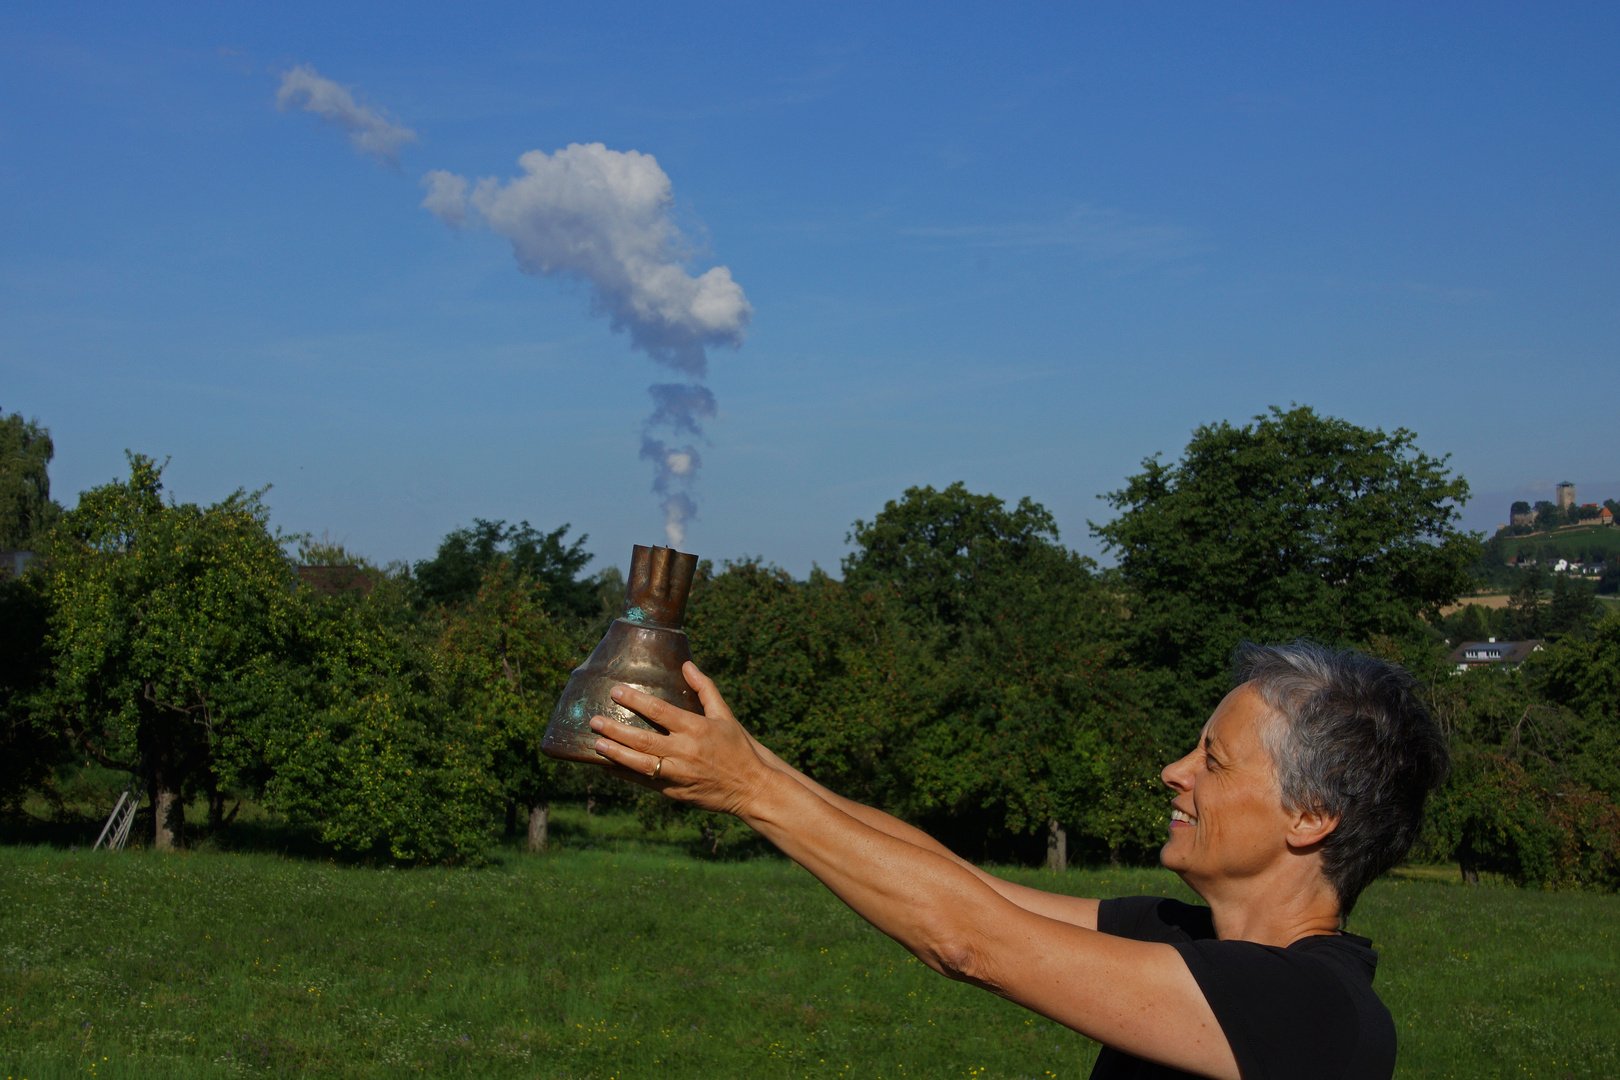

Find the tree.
[
  {"left": 1545, "top": 575, "right": 1600, "bottom": 639},
  {"left": 1534, "top": 501, "right": 1565, "bottom": 531},
  {"left": 0, "top": 409, "right": 62, "bottom": 548},
  {"left": 414, "top": 519, "right": 598, "bottom": 621},
  {"left": 1533, "top": 608, "right": 1620, "bottom": 789},
  {"left": 261, "top": 568, "right": 502, "bottom": 863},
  {"left": 39, "top": 455, "right": 300, "bottom": 849},
  {"left": 687, "top": 560, "right": 936, "bottom": 813},
  {"left": 1421, "top": 659, "right": 1620, "bottom": 888},
  {"left": 842, "top": 483, "right": 1155, "bottom": 865},
  {"left": 0, "top": 570, "right": 63, "bottom": 813},
  {"left": 1504, "top": 569, "right": 1547, "bottom": 639},
  {"left": 1093, "top": 405, "right": 1479, "bottom": 738},
  {"left": 435, "top": 562, "right": 581, "bottom": 852},
  {"left": 844, "top": 484, "right": 1077, "bottom": 637},
  {"left": 1444, "top": 603, "right": 1504, "bottom": 644}
]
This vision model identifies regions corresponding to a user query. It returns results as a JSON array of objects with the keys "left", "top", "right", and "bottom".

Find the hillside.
[{"left": 1489, "top": 522, "right": 1620, "bottom": 564}]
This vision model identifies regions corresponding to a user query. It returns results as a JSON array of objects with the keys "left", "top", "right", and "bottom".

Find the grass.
[
  {"left": 0, "top": 808, "right": 1615, "bottom": 1079},
  {"left": 1493, "top": 523, "right": 1620, "bottom": 563}
]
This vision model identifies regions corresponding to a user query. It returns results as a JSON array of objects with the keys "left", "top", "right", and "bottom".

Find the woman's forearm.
[
  {"left": 749, "top": 736, "right": 1100, "bottom": 930},
  {"left": 738, "top": 765, "right": 1012, "bottom": 977},
  {"left": 748, "top": 737, "right": 972, "bottom": 863}
]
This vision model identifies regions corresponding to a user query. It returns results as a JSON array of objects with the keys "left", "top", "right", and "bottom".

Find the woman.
[{"left": 590, "top": 641, "right": 1449, "bottom": 1080}]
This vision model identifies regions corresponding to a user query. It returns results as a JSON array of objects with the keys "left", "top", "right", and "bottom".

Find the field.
[
  {"left": 1, "top": 809, "right": 1616, "bottom": 1080},
  {"left": 1442, "top": 593, "right": 1620, "bottom": 616},
  {"left": 1492, "top": 523, "right": 1620, "bottom": 563}
]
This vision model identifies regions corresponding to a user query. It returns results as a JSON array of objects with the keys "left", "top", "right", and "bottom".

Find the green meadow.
[
  {"left": 1494, "top": 522, "right": 1620, "bottom": 562},
  {"left": 0, "top": 809, "right": 1615, "bottom": 1080}
]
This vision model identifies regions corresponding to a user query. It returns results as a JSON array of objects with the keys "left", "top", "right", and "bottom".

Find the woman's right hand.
[{"left": 588, "top": 661, "right": 776, "bottom": 819}]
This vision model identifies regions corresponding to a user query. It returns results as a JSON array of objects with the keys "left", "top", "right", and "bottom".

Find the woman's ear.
[{"left": 1287, "top": 807, "right": 1339, "bottom": 851}]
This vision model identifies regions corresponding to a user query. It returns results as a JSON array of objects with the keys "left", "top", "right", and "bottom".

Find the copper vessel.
[{"left": 542, "top": 544, "right": 701, "bottom": 763}]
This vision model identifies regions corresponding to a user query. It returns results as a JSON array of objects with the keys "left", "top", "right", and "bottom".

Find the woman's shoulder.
[
  {"left": 1177, "top": 934, "right": 1395, "bottom": 1080},
  {"left": 1097, "top": 895, "right": 1216, "bottom": 943}
]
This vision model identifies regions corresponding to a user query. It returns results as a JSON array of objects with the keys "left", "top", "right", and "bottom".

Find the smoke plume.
[
  {"left": 638, "top": 384, "right": 718, "bottom": 544},
  {"left": 276, "top": 65, "right": 417, "bottom": 166},
  {"left": 422, "top": 144, "right": 749, "bottom": 545}
]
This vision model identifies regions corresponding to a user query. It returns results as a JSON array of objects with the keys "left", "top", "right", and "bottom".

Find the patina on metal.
[{"left": 542, "top": 544, "right": 701, "bottom": 763}]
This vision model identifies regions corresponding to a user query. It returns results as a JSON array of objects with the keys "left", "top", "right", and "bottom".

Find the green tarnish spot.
[
  {"left": 623, "top": 606, "right": 649, "bottom": 624},
  {"left": 570, "top": 700, "right": 586, "bottom": 721}
]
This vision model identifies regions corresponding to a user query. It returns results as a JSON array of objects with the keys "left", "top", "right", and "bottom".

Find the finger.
[
  {"left": 590, "top": 731, "right": 665, "bottom": 780},
  {"left": 590, "top": 713, "right": 669, "bottom": 756},
  {"left": 609, "top": 684, "right": 699, "bottom": 732},
  {"left": 683, "top": 662, "right": 733, "bottom": 720}
]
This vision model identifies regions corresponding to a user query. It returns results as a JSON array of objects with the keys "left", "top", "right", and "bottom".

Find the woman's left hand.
[{"left": 589, "top": 661, "right": 773, "bottom": 818}]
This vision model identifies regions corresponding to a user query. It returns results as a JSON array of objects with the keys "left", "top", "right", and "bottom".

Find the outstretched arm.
[
  {"left": 591, "top": 664, "right": 1237, "bottom": 1080},
  {"left": 744, "top": 730, "right": 1101, "bottom": 930}
]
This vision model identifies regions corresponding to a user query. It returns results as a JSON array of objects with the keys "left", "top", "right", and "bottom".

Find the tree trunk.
[
  {"left": 1046, "top": 818, "right": 1068, "bottom": 873},
  {"left": 207, "top": 773, "right": 225, "bottom": 833},
  {"left": 527, "top": 804, "right": 549, "bottom": 854},
  {"left": 154, "top": 785, "right": 183, "bottom": 851},
  {"left": 1460, "top": 851, "right": 1479, "bottom": 886}
]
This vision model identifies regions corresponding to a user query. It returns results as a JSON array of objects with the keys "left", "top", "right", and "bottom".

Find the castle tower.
[{"left": 1556, "top": 482, "right": 1576, "bottom": 510}]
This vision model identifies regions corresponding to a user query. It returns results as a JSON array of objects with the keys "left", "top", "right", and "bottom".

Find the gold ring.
[{"left": 652, "top": 757, "right": 664, "bottom": 779}]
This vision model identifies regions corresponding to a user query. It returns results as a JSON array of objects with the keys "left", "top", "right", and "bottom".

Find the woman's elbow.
[{"left": 922, "top": 933, "right": 1001, "bottom": 991}]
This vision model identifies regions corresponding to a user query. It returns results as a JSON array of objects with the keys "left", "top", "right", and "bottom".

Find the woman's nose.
[{"left": 1161, "top": 749, "right": 1196, "bottom": 791}]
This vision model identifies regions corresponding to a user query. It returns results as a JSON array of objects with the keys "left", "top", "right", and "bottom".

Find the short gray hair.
[{"left": 1236, "top": 641, "right": 1449, "bottom": 918}]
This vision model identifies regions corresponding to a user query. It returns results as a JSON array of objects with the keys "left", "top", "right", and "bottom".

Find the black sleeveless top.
[{"left": 1089, "top": 896, "right": 1395, "bottom": 1080}]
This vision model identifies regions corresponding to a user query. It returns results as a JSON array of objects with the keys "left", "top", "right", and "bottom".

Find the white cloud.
[
  {"left": 419, "top": 170, "right": 469, "bottom": 228},
  {"left": 427, "top": 142, "right": 751, "bottom": 376},
  {"left": 277, "top": 64, "right": 417, "bottom": 166}
]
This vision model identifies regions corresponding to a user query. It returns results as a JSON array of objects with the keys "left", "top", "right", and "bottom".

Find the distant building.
[
  {"left": 1556, "top": 481, "right": 1576, "bottom": 510},
  {"left": 1510, "top": 507, "right": 1535, "bottom": 527},
  {"left": 1446, "top": 638, "right": 1544, "bottom": 672},
  {"left": 1602, "top": 507, "right": 1616, "bottom": 526}
]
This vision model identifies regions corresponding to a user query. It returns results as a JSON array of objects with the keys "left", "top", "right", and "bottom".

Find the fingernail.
[
  {"left": 590, "top": 717, "right": 603, "bottom": 731},
  {"left": 594, "top": 739, "right": 611, "bottom": 753},
  {"left": 610, "top": 685, "right": 626, "bottom": 700}
]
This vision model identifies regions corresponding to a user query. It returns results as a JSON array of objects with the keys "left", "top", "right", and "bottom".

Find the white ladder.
[{"left": 93, "top": 776, "right": 142, "bottom": 851}]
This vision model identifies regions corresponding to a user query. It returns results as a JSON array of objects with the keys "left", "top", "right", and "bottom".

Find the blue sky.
[{"left": 3, "top": 3, "right": 1617, "bottom": 578}]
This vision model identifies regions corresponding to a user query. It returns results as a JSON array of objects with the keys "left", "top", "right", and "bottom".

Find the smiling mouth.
[{"left": 1170, "top": 808, "right": 1197, "bottom": 827}]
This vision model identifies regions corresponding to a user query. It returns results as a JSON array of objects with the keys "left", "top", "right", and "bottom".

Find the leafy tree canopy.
[
  {"left": 0, "top": 571, "right": 60, "bottom": 812},
  {"left": 435, "top": 561, "right": 582, "bottom": 818},
  {"left": 840, "top": 483, "right": 1156, "bottom": 857},
  {"left": 688, "top": 560, "right": 935, "bottom": 810},
  {"left": 414, "top": 519, "right": 596, "bottom": 621},
  {"left": 1092, "top": 405, "right": 1479, "bottom": 729},
  {"left": 0, "top": 409, "right": 62, "bottom": 549},
  {"left": 843, "top": 482, "right": 1093, "bottom": 634},
  {"left": 39, "top": 454, "right": 300, "bottom": 849},
  {"left": 263, "top": 572, "right": 501, "bottom": 864}
]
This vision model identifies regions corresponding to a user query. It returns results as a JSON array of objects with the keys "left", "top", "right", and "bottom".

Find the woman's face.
[{"left": 1159, "top": 683, "right": 1295, "bottom": 889}]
